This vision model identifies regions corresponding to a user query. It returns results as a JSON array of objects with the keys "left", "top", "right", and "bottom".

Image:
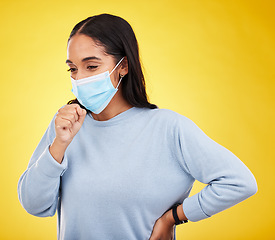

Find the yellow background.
[{"left": 0, "top": 0, "right": 274, "bottom": 239}]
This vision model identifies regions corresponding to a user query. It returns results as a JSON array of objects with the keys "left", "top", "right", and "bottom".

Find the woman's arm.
[
  {"left": 176, "top": 114, "right": 258, "bottom": 222},
  {"left": 17, "top": 114, "right": 68, "bottom": 217},
  {"left": 18, "top": 104, "right": 86, "bottom": 217},
  {"left": 150, "top": 113, "right": 257, "bottom": 239}
]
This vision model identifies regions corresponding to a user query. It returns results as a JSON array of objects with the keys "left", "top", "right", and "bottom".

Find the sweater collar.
[{"left": 87, "top": 107, "right": 146, "bottom": 127}]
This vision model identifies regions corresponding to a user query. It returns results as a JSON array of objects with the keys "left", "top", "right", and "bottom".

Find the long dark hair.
[{"left": 67, "top": 13, "right": 157, "bottom": 111}]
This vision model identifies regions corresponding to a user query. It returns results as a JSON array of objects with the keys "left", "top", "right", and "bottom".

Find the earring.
[{"left": 120, "top": 74, "right": 124, "bottom": 78}]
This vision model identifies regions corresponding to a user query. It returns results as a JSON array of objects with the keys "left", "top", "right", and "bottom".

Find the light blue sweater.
[{"left": 18, "top": 106, "right": 257, "bottom": 239}]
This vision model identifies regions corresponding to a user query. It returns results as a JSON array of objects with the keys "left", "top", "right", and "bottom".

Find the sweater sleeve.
[
  {"left": 17, "top": 113, "right": 68, "bottom": 217},
  {"left": 175, "top": 114, "right": 258, "bottom": 222}
]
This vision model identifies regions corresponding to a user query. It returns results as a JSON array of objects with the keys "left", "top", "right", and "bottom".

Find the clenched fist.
[
  {"left": 50, "top": 104, "right": 86, "bottom": 164},
  {"left": 55, "top": 104, "right": 86, "bottom": 144}
]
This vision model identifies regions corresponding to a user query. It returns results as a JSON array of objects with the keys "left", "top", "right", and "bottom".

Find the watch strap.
[{"left": 172, "top": 203, "right": 188, "bottom": 225}]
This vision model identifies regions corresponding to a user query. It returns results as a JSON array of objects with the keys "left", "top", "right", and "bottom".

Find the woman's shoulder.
[
  {"left": 146, "top": 107, "right": 188, "bottom": 119},
  {"left": 144, "top": 107, "right": 192, "bottom": 126}
]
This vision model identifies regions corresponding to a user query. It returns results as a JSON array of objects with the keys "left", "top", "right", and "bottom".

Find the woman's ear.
[{"left": 119, "top": 56, "right": 128, "bottom": 76}]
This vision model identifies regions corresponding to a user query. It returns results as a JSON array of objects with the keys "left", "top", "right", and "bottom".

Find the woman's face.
[{"left": 66, "top": 34, "right": 123, "bottom": 86}]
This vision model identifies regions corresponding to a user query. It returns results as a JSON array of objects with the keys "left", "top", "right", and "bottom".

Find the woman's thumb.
[{"left": 77, "top": 106, "right": 87, "bottom": 124}]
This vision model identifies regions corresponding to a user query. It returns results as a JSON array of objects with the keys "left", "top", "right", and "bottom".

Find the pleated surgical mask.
[{"left": 70, "top": 57, "right": 125, "bottom": 114}]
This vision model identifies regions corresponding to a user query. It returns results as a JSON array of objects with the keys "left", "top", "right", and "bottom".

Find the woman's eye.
[
  {"left": 67, "top": 68, "right": 77, "bottom": 72},
  {"left": 87, "top": 65, "right": 98, "bottom": 70}
]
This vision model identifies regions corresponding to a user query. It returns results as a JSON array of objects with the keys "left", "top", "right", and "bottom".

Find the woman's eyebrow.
[{"left": 66, "top": 56, "right": 102, "bottom": 64}]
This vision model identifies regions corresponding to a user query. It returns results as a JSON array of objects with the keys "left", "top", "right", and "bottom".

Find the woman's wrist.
[
  {"left": 177, "top": 204, "right": 188, "bottom": 222},
  {"left": 49, "top": 138, "right": 69, "bottom": 164},
  {"left": 163, "top": 203, "right": 189, "bottom": 227}
]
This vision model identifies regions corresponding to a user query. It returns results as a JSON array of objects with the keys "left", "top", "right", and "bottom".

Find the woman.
[{"left": 18, "top": 14, "right": 257, "bottom": 240}]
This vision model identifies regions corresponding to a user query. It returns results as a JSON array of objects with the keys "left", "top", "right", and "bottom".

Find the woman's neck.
[{"left": 91, "top": 93, "right": 133, "bottom": 121}]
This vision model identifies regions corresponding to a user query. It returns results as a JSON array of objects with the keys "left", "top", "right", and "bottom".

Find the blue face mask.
[{"left": 70, "top": 57, "right": 124, "bottom": 114}]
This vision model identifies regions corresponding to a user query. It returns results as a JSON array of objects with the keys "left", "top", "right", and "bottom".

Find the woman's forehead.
[{"left": 67, "top": 34, "right": 108, "bottom": 62}]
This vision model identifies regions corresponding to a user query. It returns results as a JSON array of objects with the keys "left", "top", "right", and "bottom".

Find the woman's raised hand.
[
  {"left": 54, "top": 104, "right": 86, "bottom": 144},
  {"left": 50, "top": 104, "right": 86, "bottom": 164}
]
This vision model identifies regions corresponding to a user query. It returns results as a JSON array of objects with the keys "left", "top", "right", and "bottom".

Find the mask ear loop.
[
  {"left": 109, "top": 56, "right": 125, "bottom": 76},
  {"left": 116, "top": 75, "right": 124, "bottom": 89},
  {"left": 109, "top": 56, "right": 125, "bottom": 89}
]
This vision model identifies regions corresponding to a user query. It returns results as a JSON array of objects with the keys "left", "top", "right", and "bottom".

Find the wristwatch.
[{"left": 171, "top": 203, "right": 188, "bottom": 225}]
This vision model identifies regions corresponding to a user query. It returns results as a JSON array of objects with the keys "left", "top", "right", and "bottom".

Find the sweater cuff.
[
  {"left": 35, "top": 145, "right": 68, "bottom": 178},
  {"left": 182, "top": 194, "right": 211, "bottom": 222}
]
